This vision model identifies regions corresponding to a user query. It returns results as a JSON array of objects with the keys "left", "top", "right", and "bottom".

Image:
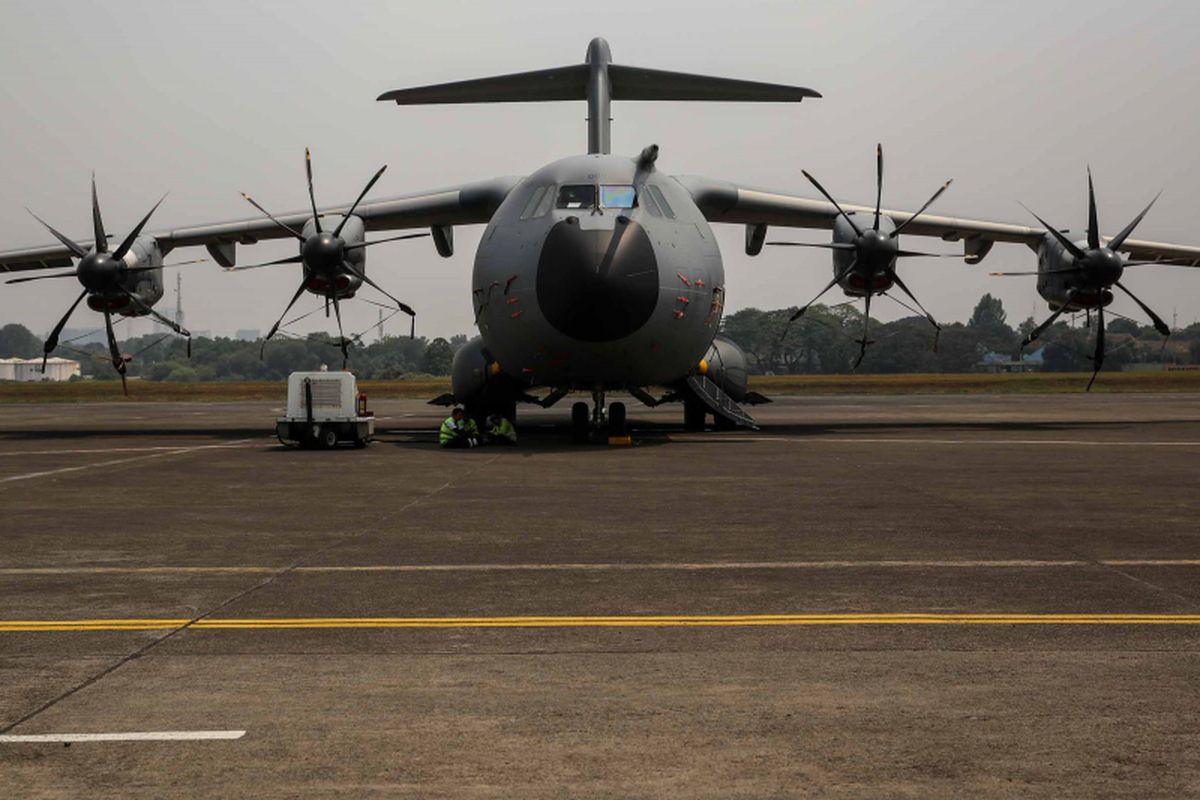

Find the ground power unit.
[{"left": 276, "top": 371, "right": 374, "bottom": 449}]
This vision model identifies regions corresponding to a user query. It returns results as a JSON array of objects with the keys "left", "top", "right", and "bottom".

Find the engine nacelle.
[
  {"left": 699, "top": 334, "right": 749, "bottom": 402},
  {"left": 1036, "top": 232, "right": 1113, "bottom": 310},
  {"left": 300, "top": 214, "right": 366, "bottom": 298},
  {"left": 85, "top": 235, "right": 165, "bottom": 315},
  {"left": 832, "top": 213, "right": 896, "bottom": 295}
]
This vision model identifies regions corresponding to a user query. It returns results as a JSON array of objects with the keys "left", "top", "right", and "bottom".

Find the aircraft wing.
[
  {"left": 675, "top": 175, "right": 1200, "bottom": 266},
  {"left": 0, "top": 176, "right": 522, "bottom": 273}
]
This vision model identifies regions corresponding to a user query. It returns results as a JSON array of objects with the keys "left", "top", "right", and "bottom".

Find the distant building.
[
  {"left": 978, "top": 347, "right": 1044, "bottom": 373},
  {"left": 0, "top": 357, "right": 80, "bottom": 382},
  {"left": 235, "top": 329, "right": 261, "bottom": 342}
]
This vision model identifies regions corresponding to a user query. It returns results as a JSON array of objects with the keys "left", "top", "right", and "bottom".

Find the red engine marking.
[{"left": 677, "top": 272, "right": 691, "bottom": 286}]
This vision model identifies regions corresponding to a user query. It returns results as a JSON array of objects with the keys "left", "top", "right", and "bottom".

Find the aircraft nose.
[{"left": 535, "top": 217, "right": 659, "bottom": 342}]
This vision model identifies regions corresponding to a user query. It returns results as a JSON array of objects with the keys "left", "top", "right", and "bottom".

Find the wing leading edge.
[
  {"left": 0, "top": 176, "right": 522, "bottom": 273},
  {"left": 675, "top": 175, "right": 1200, "bottom": 266}
]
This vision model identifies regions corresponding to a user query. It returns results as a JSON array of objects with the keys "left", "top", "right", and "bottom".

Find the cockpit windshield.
[
  {"left": 556, "top": 185, "right": 596, "bottom": 209},
  {"left": 600, "top": 185, "right": 637, "bottom": 209}
]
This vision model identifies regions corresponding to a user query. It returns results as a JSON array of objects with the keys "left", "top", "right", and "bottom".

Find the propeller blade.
[
  {"left": 125, "top": 258, "right": 209, "bottom": 273},
  {"left": 42, "top": 289, "right": 89, "bottom": 368},
  {"left": 764, "top": 241, "right": 856, "bottom": 251},
  {"left": 1107, "top": 191, "right": 1162, "bottom": 252},
  {"left": 853, "top": 291, "right": 873, "bottom": 369},
  {"left": 118, "top": 286, "right": 191, "bottom": 338},
  {"left": 226, "top": 254, "right": 305, "bottom": 271},
  {"left": 873, "top": 143, "right": 883, "bottom": 232},
  {"left": 788, "top": 260, "right": 858, "bottom": 324},
  {"left": 988, "top": 268, "right": 1080, "bottom": 276},
  {"left": 334, "top": 164, "right": 387, "bottom": 237},
  {"left": 341, "top": 262, "right": 416, "bottom": 317},
  {"left": 262, "top": 278, "right": 311, "bottom": 355},
  {"left": 889, "top": 180, "right": 953, "bottom": 238},
  {"left": 886, "top": 268, "right": 941, "bottom": 334},
  {"left": 893, "top": 250, "right": 965, "bottom": 259},
  {"left": 1087, "top": 304, "right": 1105, "bottom": 392},
  {"left": 343, "top": 232, "right": 432, "bottom": 250},
  {"left": 102, "top": 309, "right": 128, "bottom": 395},
  {"left": 26, "top": 208, "right": 87, "bottom": 259},
  {"left": 1086, "top": 167, "right": 1101, "bottom": 250},
  {"left": 91, "top": 174, "right": 107, "bottom": 253},
  {"left": 802, "top": 169, "right": 862, "bottom": 238},
  {"left": 240, "top": 193, "right": 305, "bottom": 240},
  {"left": 1022, "top": 291, "right": 1076, "bottom": 349},
  {"left": 112, "top": 193, "right": 167, "bottom": 261},
  {"left": 305, "top": 148, "right": 322, "bottom": 234},
  {"left": 1019, "top": 203, "right": 1088, "bottom": 260},
  {"left": 6, "top": 270, "right": 78, "bottom": 285},
  {"left": 1114, "top": 280, "right": 1171, "bottom": 336},
  {"left": 330, "top": 290, "right": 349, "bottom": 368}
]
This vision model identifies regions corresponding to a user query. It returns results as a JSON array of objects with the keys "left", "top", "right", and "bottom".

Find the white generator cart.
[{"left": 277, "top": 371, "right": 374, "bottom": 449}]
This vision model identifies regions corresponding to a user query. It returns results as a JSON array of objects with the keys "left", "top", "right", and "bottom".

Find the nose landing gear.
[{"left": 570, "top": 390, "right": 628, "bottom": 444}]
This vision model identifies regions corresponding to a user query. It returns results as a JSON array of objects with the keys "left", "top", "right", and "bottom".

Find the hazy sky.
[{"left": 2, "top": 0, "right": 1199, "bottom": 342}]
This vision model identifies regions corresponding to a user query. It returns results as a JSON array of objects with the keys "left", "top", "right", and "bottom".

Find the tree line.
[
  {"left": 3, "top": 293, "right": 1199, "bottom": 381},
  {"left": 721, "top": 294, "right": 1200, "bottom": 374}
]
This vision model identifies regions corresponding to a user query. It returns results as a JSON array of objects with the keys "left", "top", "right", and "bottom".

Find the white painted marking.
[
  {"left": 0, "top": 446, "right": 186, "bottom": 457},
  {"left": 676, "top": 435, "right": 1200, "bottom": 447},
  {"left": 0, "top": 730, "right": 245, "bottom": 743},
  {"left": 4, "top": 559, "right": 1200, "bottom": 576},
  {"left": 0, "top": 439, "right": 259, "bottom": 486}
]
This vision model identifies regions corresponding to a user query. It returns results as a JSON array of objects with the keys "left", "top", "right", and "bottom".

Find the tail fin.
[{"left": 377, "top": 37, "right": 819, "bottom": 155}]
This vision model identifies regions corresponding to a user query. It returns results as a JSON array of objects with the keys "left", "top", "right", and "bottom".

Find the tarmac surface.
[{"left": 0, "top": 393, "right": 1198, "bottom": 798}]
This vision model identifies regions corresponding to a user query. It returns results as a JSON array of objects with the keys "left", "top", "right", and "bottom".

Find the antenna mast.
[{"left": 174, "top": 273, "right": 185, "bottom": 328}]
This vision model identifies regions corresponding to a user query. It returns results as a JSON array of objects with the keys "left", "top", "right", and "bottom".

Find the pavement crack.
[{"left": 0, "top": 455, "right": 501, "bottom": 735}]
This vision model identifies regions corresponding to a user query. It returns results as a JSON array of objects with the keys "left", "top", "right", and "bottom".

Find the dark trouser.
[{"left": 441, "top": 435, "right": 480, "bottom": 449}]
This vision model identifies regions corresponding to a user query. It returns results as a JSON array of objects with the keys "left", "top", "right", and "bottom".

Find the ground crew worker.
[
  {"left": 439, "top": 407, "right": 481, "bottom": 448},
  {"left": 486, "top": 413, "right": 517, "bottom": 445}
]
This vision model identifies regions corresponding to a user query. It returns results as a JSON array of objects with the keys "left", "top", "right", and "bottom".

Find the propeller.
[
  {"left": 241, "top": 149, "right": 427, "bottom": 361},
  {"left": 20, "top": 177, "right": 189, "bottom": 385},
  {"left": 766, "top": 144, "right": 954, "bottom": 367},
  {"left": 1019, "top": 168, "right": 1171, "bottom": 391}
]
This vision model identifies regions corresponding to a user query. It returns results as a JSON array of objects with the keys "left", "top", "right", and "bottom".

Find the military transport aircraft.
[{"left": 2, "top": 37, "right": 1199, "bottom": 436}]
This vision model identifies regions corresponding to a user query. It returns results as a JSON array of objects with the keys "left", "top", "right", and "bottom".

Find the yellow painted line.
[{"left": 4, "top": 614, "right": 1200, "bottom": 632}]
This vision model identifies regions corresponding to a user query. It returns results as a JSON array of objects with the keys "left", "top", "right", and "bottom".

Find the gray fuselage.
[{"left": 474, "top": 154, "right": 724, "bottom": 389}]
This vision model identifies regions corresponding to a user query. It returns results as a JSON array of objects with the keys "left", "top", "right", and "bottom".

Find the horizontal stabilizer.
[
  {"left": 377, "top": 37, "right": 819, "bottom": 154},
  {"left": 609, "top": 65, "right": 820, "bottom": 102},
  {"left": 378, "top": 65, "right": 587, "bottom": 105}
]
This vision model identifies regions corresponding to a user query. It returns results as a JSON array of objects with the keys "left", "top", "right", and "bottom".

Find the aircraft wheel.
[
  {"left": 571, "top": 401, "right": 590, "bottom": 444},
  {"left": 320, "top": 427, "right": 340, "bottom": 449},
  {"left": 608, "top": 401, "right": 626, "bottom": 436},
  {"left": 683, "top": 398, "right": 706, "bottom": 430},
  {"left": 713, "top": 413, "right": 736, "bottom": 431}
]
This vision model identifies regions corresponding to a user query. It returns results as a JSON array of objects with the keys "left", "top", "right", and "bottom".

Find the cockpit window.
[
  {"left": 556, "top": 185, "right": 596, "bottom": 209},
  {"left": 519, "top": 186, "right": 547, "bottom": 220},
  {"left": 647, "top": 185, "right": 675, "bottom": 219},
  {"left": 600, "top": 185, "right": 637, "bottom": 209}
]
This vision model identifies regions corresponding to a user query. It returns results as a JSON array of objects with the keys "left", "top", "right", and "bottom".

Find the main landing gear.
[{"left": 570, "top": 388, "right": 627, "bottom": 444}]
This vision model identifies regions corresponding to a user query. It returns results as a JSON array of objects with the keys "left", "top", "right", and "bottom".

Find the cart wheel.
[{"left": 320, "top": 427, "right": 339, "bottom": 449}]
